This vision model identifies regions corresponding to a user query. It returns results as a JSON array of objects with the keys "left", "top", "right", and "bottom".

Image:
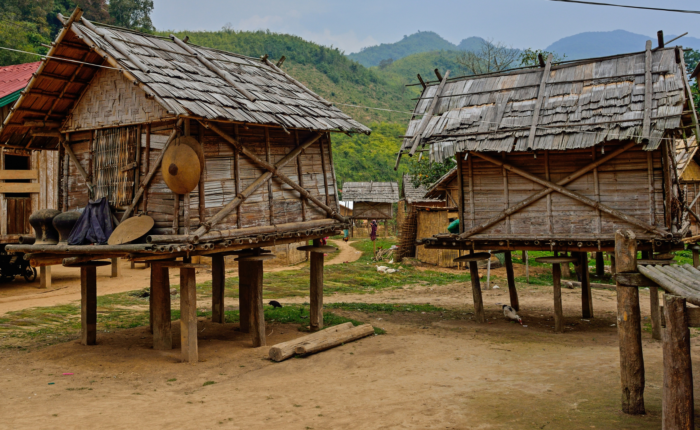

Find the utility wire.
[
  {"left": 548, "top": 0, "right": 700, "bottom": 14},
  {"left": 332, "top": 102, "right": 414, "bottom": 115},
  {"left": 0, "top": 46, "right": 120, "bottom": 70}
]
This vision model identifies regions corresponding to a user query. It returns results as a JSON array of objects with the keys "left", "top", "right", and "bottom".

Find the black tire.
[{"left": 23, "top": 266, "right": 37, "bottom": 282}]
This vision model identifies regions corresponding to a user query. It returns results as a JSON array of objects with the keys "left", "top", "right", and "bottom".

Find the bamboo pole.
[{"left": 62, "top": 140, "right": 94, "bottom": 195}]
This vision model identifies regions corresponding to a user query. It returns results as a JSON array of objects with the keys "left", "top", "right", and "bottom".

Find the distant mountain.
[
  {"left": 546, "top": 30, "right": 700, "bottom": 60},
  {"left": 457, "top": 37, "right": 487, "bottom": 52},
  {"left": 378, "top": 50, "right": 464, "bottom": 84},
  {"left": 348, "top": 31, "right": 458, "bottom": 67}
]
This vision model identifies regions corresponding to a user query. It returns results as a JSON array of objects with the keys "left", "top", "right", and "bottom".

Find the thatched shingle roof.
[
  {"left": 424, "top": 167, "right": 458, "bottom": 199},
  {"left": 401, "top": 174, "right": 440, "bottom": 204},
  {"left": 401, "top": 47, "right": 693, "bottom": 162},
  {"left": 0, "top": 12, "right": 370, "bottom": 149},
  {"left": 342, "top": 181, "right": 399, "bottom": 203}
]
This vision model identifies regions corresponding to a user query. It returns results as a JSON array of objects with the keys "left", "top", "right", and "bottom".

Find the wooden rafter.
[
  {"left": 460, "top": 142, "right": 637, "bottom": 239},
  {"left": 527, "top": 54, "right": 552, "bottom": 149},
  {"left": 407, "top": 70, "right": 450, "bottom": 157},
  {"left": 470, "top": 150, "right": 670, "bottom": 238}
]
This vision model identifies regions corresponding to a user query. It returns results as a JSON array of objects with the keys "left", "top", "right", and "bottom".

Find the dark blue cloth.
[{"left": 67, "top": 198, "right": 114, "bottom": 245}]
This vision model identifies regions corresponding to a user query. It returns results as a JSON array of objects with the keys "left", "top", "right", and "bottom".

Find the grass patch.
[
  {"left": 325, "top": 303, "right": 444, "bottom": 313},
  {"left": 203, "top": 381, "right": 216, "bottom": 386}
]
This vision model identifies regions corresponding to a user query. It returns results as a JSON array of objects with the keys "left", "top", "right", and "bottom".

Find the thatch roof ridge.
[
  {"left": 401, "top": 47, "right": 693, "bottom": 163},
  {"left": 401, "top": 174, "right": 440, "bottom": 204},
  {"left": 342, "top": 181, "right": 399, "bottom": 203}
]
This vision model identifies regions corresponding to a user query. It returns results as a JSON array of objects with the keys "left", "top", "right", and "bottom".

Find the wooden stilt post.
[
  {"left": 662, "top": 294, "right": 694, "bottom": 429},
  {"left": 211, "top": 254, "right": 225, "bottom": 324},
  {"left": 581, "top": 251, "right": 593, "bottom": 318},
  {"left": 110, "top": 257, "right": 120, "bottom": 278},
  {"left": 610, "top": 253, "right": 616, "bottom": 275},
  {"left": 180, "top": 265, "right": 198, "bottom": 363},
  {"left": 249, "top": 259, "right": 265, "bottom": 347},
  {"left": 524, "top": 250, "right": 529, "bottom": 283},
  {"left": 151, "top": 264, "right": 172, "bottom": 350},
  {"left": 39, "top": 265, "right": 51, "bottom": 289},
  {"left": 310, "top": 239, "right": 324, "bottom": 331},
  {"left": 468, "top": 260, "right": 485, "bottom": 323},
  {"left": 238, "top": 260, "right": 251, "bottom": 333},
  {"left": 642, "top": 251, "right": 662, "bottom": 341},
  {"left": 504, "top": 250, "right": 519, "bottom": 311},
  {"left": 691, "top": 245, "right": 699, "bottom": 268},
  {"left": 560, "top": 252, "right": 572, "bottom": 278},
  {"left": 552, "top": 262, "right": 564, "bottom": 333},
  {"left": 595, "top": 251, "right": 605, "bottom": 277},
  {"left": 615, "top": 229, "right": 645, "bottom": 415},
  {"left": 81, "top": 266, "right": 97, "bottom": 345}
]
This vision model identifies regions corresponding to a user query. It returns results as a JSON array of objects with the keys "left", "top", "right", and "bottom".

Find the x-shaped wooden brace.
[
  {"left": 190, "top": 122, "right": 345, "bottom": 239},
  {"left": 460, "top": 142, "right": 671, "bottom": 239}
]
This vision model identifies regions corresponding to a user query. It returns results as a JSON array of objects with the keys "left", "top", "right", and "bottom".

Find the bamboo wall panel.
[
  {"left": 416, "top": 210, "right": 459, "bottom": 267},
  {"left": 65, "top": 140, "right": 91, "bottom": 210},
  {"left": 64, "top": 68, "right": 174, "bottom": 131},
  {"left": 460, "top": 142, "right": 666, "bottom": 238},
  {"left": 31, "top": 150, "right": 60, "bottom": 211}
]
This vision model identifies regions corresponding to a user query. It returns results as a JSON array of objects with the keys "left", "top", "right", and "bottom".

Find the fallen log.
[
  {"left": 269, "top": 322, "right": 354, "bottom": 362},
  {"left": 294, "top": 324, "right": 375, "bottom": 356},
  {"left": 564, "top": 280, "right": 616, "bottom": 291}
]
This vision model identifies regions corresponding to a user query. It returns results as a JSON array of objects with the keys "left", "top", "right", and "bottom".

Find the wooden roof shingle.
[
  {"left": 342, "top": 181, "right": 399, "bottom": 203},
  {"left": 401, "top": 48, "right": 693, "bottom": 162},
  {"left": 401, "top": 174, "right": 440, "bottom": 204}
]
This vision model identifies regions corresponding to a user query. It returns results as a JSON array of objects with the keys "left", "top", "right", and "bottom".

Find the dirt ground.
[{"left": 0, "top": 241, "right": 696, "bottom": 429}]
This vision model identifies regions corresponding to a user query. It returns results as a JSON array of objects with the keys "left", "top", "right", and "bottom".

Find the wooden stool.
[
  {"left": 235, "top": 252, "right": 276, "bottom": 347},
  {"left": 454, "top": 252, "right": 491, "bottom": 323},
  {"left": 535, "top": 256, "right": 577, "bottom": 333},
  {"left": 64, "top": 260, "right": 111, "bottom": 345},
  {"left": 298, "top": 242, "right": 336, "bottom": 331}
]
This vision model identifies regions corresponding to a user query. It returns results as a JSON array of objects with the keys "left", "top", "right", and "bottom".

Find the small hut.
[
  {"left": 342, "top": 181, "right": 398, "bottom": 237},
  {"left": 396, "top": 44, "right": 696, "bottom": 331},
  {"left": 0, "top": 61, "right": 59, "bottom": 284},
  {"left": 396, "top": 174, "right": 447, "bottom": 262},
  {"left": 0, "top": 8, "right": 370, "bottom": 362},
  {"left": 676, "top": 136, "right": 700, "bottom": 235}
]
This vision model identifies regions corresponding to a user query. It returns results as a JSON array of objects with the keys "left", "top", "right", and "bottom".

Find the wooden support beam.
[
  {"left": 121, "top": 120, "right": 182, "bottom": 222},
  {"left": 469, "top": 150, "right": 670, "bottom": 238},
  {"left": 553, "top": 262, "right": 564, "bottom": 333},
  {"left": 295, "top": 130, "right": 307, "bottom": 221},
  {"left": 662, "top": 294, "right": 694, "bottom": 429},
  {"left": 170, "top": 35, "right": 256, "bottom": 102},
  {"left": 198, "top": 124, "right": 205, "bottom": 225},
  {"left": 211, "top": 254, "right": 225, "bottom": 324},
  {"left": 504, "top": 250, "right": 519, "bottom": 311},
  {"left": 249, "top": 260, "right": 265, "bottom": 347},
  {"left": 238, "top": 260, "right": 251, "bottom": 333},
  {"left": 81, "top": 266, "right": 97, "bottom": 346},
  {"left": 151, "top": 265, "right": 172, "bottom": 350},
  {"left": 62, "top": 139, "right": 94, "bottom": 195},
  {"left": 39, "top": 266, "right": 51, "bottom": 289},
  {"left": 407, "top": 70, "right": 450, "bottom": 157},
  {"left": 468, "top": 259, "right": 485, "bottom": 323},
  {"left": 526, "top": 54, "right": 552, "bottom": 149},
  {"left": 581, "top": 252, "right": 593, "bottom": 318},
  {"left": 615, "top": 230, "right": 645, "bottom": 415},
  {"left": 460, "top": 142, "right": 636, "bottom": 239},
  {"left": 310, "top": 238, "right": 324, "bottom": 331},
  {"left": 595, "top": 251, "right": 604, "bottom": 277},
  {"left": 143, "top": 124, "right": 151, "bottom": 213},
  {"left": 180, "top": 266, "right": 198, "bottom": 363},
  {"left": 110, "top": 257, "right": 120, "bottom": 278},
  {"left": 642, "top": 41, "right": 653, "bottom": 141},
  {"left": 265, "top": 128, "right": 274, "bottom": 225}
]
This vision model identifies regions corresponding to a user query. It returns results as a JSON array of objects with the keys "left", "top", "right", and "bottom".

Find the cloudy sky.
[{"left": 152, "top": 0, "right": 700, "bottom": 53}]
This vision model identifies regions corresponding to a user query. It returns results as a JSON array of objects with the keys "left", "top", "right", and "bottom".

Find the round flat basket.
[
  {"left": 162, "top": 143, "right": 201, "bottom": 194},
  {"left": 108, "top": 215, "right": 155, "bottom": 245},
  {"left": 64, "top": 260, "right": 112, "bottom": 268},
  {"left": 297, "top": 245, "right": 337, "bottom": 253},
  {"left": 453, "top": 252, "right": 491, "bottom": 262},
  {"left": 535, "top": 256, "right": 578, "bottom": 264}
]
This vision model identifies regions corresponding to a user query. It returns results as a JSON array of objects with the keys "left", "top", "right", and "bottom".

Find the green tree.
[
  {"left": 407, "top": 156, "right": 455, "bottom": 188},
  {"left": 519, "top": 48, "right": 566, "bottom": 67},
  {"left": 0, "top": 18, "right": 49, "bottom": 66},
  {"left": 109, "top": 0, "right": 153, "bottom": 32}
]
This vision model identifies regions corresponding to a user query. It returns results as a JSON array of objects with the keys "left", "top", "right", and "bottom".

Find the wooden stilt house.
[
  {"left": 0, "top": 61, "right": 59, "bottom": 283},
  {"left": 396, "top": 44, "right": 697, "bottom": 330},
  {"left": 396, "top": 174, "right": 445, "bottom": 262},
  {"left": 0, "top": 8, "right": 369, "bottom": 361},
  {"left": 675, "top": 136, "right": 700, "bottom": 235},
  {"left": 342, "top": 181, "right": 398, "bottom": 237}
]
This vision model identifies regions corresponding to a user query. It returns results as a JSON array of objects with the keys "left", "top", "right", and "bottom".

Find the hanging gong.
[
  {"left": 162, "top": 140, "right": 201, "bottom": 194},
  {"left": 175, "top": 135, "right": 205, "bottom": 171},
  {"left": 108, "top": 215, "right": 155, "bottom": 245}
]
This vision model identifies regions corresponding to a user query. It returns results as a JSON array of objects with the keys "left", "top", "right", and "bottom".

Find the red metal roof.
[{"left": 0, "top": 61, "right": 41, "bottom": 100}]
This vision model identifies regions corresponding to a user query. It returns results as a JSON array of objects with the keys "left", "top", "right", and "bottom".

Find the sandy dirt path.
[{"left": 0, "top": 239, "right": 361, "bottom": 316}]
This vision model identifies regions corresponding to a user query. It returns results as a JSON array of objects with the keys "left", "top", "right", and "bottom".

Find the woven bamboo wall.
[
  {"left": 64, "top": 68, "right": 175, "bottom": 132},
  {"left": 460, "top": 142, "right": 666, "bottom": 238},
  {"left": 682, "top": 181, "right": 700, "bottom": 236},
  {"left": 62, "top": 121, "right": 340, "bottom": 235},
  {"left": 415, "top": 210, "right": 459, "bottom": 267}
]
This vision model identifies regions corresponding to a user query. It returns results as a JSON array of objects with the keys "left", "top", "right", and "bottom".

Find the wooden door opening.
[{"left": 4, "top": 154, "right": 31, "bottom": 235}]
